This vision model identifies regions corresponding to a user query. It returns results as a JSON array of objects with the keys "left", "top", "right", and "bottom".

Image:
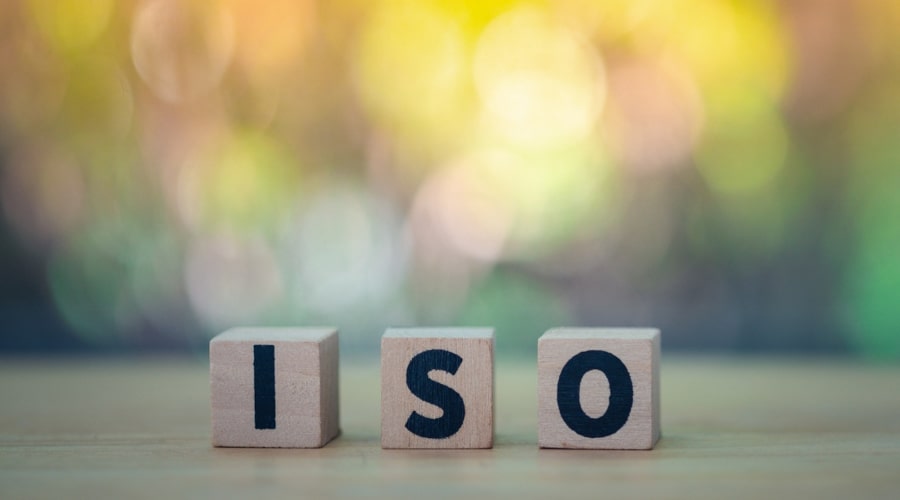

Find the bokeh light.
[
  {"left": 473, "top": 5, "right": 604, "bottom": 149},
  {"left": 353, "top": 0, "right": 471, "bottom": 166},
  {"left": 176, "top": 131, "right": 300, "bottom": 231},
  {"left": 131, "top": 0, "right": 234, "bottom": 103}
]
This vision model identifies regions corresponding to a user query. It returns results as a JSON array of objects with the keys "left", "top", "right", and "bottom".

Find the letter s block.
[
  {"left": 538, "top": 328, "right": 660, "bottom": 449},
  {"left": 210, "top": 327, "right": 339, "bottom": 448},
  {"left": 381, "top": 328, "right": 494, "bottom": 449}
]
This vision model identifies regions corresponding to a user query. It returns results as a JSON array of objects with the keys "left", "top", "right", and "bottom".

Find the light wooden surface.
[
  {"left": 381, "top": 328, "right": 494, "bottom": 449},
  {"left": 2, "top": 356, "right": 900, "bottom": 499},
  {"left": 538, "top": 328, "right": 660, "bottom": 449},
  {"left": 209, "top": 327, "right": 339, "bottom": 448}
]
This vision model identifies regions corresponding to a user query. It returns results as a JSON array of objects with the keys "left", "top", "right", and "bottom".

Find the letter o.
[{"left": 556, "top": 350, "right": 633, "bottom": 438}]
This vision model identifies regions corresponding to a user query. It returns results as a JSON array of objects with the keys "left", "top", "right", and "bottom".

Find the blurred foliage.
[{"left": 0, "top": 0, "right": 898, "bottom": 357}]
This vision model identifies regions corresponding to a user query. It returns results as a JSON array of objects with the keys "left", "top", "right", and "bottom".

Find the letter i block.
[
  {"left": 538, "top": 328, "right": 660, "bottom": 450},
  {"left": 381, "top": 328, "right": 494, "bottom": 449},
  {"left": 210, "top": 327, "right": 339, "bottom": 448}
]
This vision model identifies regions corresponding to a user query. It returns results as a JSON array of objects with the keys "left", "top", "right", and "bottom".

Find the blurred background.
[{"left": 0, "top": 0, "right": 898, "bottom": 359}]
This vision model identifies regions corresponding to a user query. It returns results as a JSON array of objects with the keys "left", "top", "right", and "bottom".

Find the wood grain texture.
[
  {"left": 381, "top": 327, "right": 494, "bottom": 449},
  {"left": 209, "top": 327, "right": 339, "bottom": 448},
  {"left": 2, "top": 357, "right": 900, "bottom": 499},
  {"left": 538, "top": 328, "right": 660, "bottom": 449}
]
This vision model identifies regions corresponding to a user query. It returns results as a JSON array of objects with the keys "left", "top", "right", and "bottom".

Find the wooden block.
[
  {"left": 538, "top": 328, "right": 660, "bottom": 449},
  {"left": 381, "top": 327, "right": 494, "bottom": 449},
  {"left": 210, "top": 327, "right": 339, "bottom": 448}
]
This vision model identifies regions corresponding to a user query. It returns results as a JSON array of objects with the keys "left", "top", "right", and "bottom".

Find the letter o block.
[
  {"left": 381, "top": 328, "right": 494, "bottom": 449},
  {"left": 538, "top": 328, "right": 660, "bottom": 449},
  {"left": 210, "top": 327, "right": 340, "bottom": 448}
]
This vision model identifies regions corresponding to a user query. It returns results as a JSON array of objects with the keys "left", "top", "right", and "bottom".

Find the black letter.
[
  {"left": 254, "top": 344, "right": 276, "bottom": 429},
  {"left": 556, "top": 350, "right": 633, "bottom": 438},
  {"left": 404, "top": 349, "right": 465, "bottom": 439}
]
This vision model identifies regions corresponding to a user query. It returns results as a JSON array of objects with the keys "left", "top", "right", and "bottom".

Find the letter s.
[{"left": 404, "top": 349, "right": 466, "bottom": 439}]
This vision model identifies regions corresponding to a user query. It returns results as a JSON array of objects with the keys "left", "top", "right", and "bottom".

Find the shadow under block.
[
  {"left": 538, "top": 328, "right": 660, "bottom": 450},
  {"left": 381, "top": 328, "right": 494, "bottom": 449},
  {"left": 210, "top": 327, "right": 339, "bottom": 448}
]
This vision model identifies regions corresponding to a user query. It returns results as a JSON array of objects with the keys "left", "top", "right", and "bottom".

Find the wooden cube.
[
  {"left": 381, "top": 328, "right": 494, "bottom": 449},
  {"left": 210, "top": 327, "right": 339, "bottom": 448},
  {"left": 538, "top": 328, "right": 660, "bottom": 449}
]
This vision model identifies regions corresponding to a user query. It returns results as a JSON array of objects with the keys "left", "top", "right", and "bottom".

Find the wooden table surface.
[{"left": 2, "top": 356, "right": 899, "bottom": 499}]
